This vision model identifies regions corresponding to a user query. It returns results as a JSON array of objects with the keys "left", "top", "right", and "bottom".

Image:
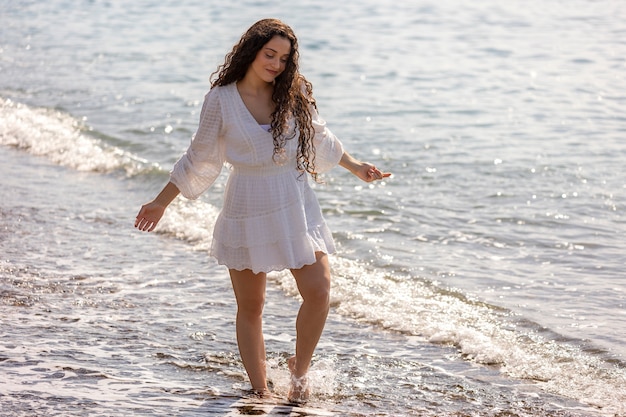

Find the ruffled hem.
[
  {"left": 215, "top": 255, "right": 325, "bottom": 275},
  {"left": 210, "top": 224, "right": 336, "bottom": 274}
]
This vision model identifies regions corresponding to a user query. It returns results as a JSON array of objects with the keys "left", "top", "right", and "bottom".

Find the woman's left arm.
[{"left": 339, "top": 151, "right": 391, "bottom": 183}]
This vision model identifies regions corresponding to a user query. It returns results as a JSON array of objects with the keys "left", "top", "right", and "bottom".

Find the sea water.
[{"left": 1, "top": 1, "right": 625, "bottom": 416}]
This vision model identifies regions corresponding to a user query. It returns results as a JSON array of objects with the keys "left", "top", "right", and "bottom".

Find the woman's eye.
[{"left": 266, "top": 54, "right": 274, "bottom": 59}]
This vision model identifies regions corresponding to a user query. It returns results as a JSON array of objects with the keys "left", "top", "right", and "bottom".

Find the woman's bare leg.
[
  {"left": 288, "top": 252, "right": 331, "bottom": 400},
  {"left": 229, "top": 268, "right": 268, "bottom": 393}
]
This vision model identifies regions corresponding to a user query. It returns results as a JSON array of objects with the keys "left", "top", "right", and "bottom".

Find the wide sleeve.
[
  {"left": 170, "top": 88, "right": 225, "bottom": 200},
  {"left": 310, "top": 103, "right": 344, "bottom": 173}
]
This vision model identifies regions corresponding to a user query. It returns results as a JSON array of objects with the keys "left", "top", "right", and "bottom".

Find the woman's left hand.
[
  {"left": 339, "top": 151, "right": 391, "bottom": 183},
  {"left": 355, "top": 162, "right": 392, "bottom": 183}
]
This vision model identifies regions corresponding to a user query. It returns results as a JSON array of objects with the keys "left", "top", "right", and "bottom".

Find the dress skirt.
[{"left": 210, "top": 164, "right": 336, "bottom": 274}]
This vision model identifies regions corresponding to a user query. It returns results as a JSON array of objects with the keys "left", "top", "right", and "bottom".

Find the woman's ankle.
[{"left": 287, "top": 356, "right": 310, "bottom": 403}]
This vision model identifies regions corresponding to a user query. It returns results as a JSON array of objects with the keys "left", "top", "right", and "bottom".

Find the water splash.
[{"left": 269, "top": 257, "right": 626, "bottom": 415}]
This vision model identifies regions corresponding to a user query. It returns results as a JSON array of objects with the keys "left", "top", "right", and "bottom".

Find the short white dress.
[{"left": 170, "top": 83, "right": 344, "bottom": 274}]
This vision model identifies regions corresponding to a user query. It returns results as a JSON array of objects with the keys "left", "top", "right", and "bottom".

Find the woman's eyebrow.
[{"left": 264, "top": 46, "right": 289, "bottom": 56}]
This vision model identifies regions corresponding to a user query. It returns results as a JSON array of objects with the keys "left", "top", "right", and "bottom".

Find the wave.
[
  {"left": 151, "top": 194, "right": 626, "bottom": 415},
  {"left": 0, "top": 97, "right": 158, "bottom": 177},
  {"left": 270, "top": 259, "right": 626, "bottom": 415},
  {"left": 2, "top": 98, "right": 624, "bottom": 416}
]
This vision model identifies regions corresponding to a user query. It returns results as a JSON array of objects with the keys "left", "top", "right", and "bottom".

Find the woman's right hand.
[
  {"left": 134, "top": 181, "right": 180, "bottom": 232},
  {"left": 134, "top": 201, "right": 166, "bottom": 232}
]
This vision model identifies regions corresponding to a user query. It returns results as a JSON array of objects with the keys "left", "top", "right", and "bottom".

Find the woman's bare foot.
[
  {"left": 287, "top": 356, "right": 310, "bottom": 403},
  {"left": 248, "top": 388, "right": 272, "bottom": 399}
]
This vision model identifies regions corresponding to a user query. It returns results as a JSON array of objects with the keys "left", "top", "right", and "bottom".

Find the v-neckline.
[{"left": 234, "top": 83, "right": 273, "bottom": 134}]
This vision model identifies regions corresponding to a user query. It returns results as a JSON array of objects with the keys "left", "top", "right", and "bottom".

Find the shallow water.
[{"left": 1, "top": 0, "right": 625, "bottom": 416}]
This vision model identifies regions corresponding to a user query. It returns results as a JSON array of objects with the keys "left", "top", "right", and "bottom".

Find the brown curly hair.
[{"left": 210, "top": 18, "right": 318, "bottom": 180}]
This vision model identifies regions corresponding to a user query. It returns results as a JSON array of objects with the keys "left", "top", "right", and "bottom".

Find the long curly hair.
[{"left": 210, "top": 18, "right": 318, "bottom": 179}]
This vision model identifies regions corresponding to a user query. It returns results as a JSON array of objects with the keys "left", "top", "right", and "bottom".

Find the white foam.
[
  {"left": 265, "top": 357, "right": 337, "bottom": 400},
  {"left": 4, "top": 96, "right": 622, "bottom": 413},
  {"left": 155, "top": 198, "right": 219, "bottom": 251},
  {"left": 0, "top": 97, "right": 148, "bottom": 175},
  {"left": 269, "top": 257, "right": 626, "bottom": 415}
]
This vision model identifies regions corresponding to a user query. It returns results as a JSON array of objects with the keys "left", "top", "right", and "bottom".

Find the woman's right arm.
[
  {"left": 134, "top": 181, "right": 180, "bottom": 232},
  {"left": 136, "top": 88, "right": 224, "bottom": 233}
]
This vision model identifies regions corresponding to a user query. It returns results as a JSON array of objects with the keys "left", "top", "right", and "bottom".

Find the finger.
[
  {"left": 134, "top": 216, "right": 145, "bottom": 228},
  {"left": 369, "top": 169, "right": 391, "bottom": 182},
  {"left": 135, "top": 207, "right": 146, "bottom": 227},
  {"left": 137, "top": 218, "right": 152, "bottom": 231},
  {"left": 370, "top": 168, "right": 383, "bottom": 180},
  {"left": 135, "top": 216, "right": 147, "bottom": 229}
]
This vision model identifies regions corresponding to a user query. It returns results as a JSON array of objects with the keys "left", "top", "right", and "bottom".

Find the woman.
[{"left": 135, "top": 18, "right": 390, "bottom": 402}]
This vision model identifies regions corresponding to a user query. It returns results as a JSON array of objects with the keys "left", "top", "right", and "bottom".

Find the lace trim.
[{"left": 214, "top": 252, "right": 329, "bottom": 274}]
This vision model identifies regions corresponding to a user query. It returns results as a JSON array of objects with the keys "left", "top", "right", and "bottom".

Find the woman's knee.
[
  {"left": 293, "top": 254, "right": 331, "bottom": 306},
  {"left": 237, "top": 293, "right": 266, "bottom": 318},
  {"left": 230, "top": 269, "right": 266, "bottom": 318},
  {"left": 299, "top": 273, "right": 331, "bottom": 307},
  {"left": 305, "top": 285, "right": 330, "bottom": 307}
]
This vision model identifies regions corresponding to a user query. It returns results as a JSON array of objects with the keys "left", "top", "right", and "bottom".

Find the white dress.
[{"left": 170, "top": 83, "right": 344, "bottom": 274}]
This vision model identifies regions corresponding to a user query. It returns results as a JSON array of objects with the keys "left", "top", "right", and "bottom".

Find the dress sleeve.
[
  {"left": 170, "top": 88, "right": 225, "bottom": 200},
  {"left": 310, "top": 103, "right": 344, "bottom": 173}
]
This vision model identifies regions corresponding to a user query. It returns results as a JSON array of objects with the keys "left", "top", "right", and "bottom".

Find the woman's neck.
[{"left": 237, "top": 74, "right": 274, "bottom": 97}]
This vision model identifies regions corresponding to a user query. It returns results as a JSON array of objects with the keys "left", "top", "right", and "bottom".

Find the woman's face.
[{"left": 249, "top": 35, "right": 292, "bottom": 83}]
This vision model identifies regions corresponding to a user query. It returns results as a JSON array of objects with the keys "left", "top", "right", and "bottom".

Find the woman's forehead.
[{"left": 264, "top": 35, "right": 292, "bottom": 55}]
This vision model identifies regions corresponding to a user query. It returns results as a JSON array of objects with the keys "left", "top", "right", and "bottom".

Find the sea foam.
[{"left": 0, "top": 98, "right": 150, "bottom": 176}]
